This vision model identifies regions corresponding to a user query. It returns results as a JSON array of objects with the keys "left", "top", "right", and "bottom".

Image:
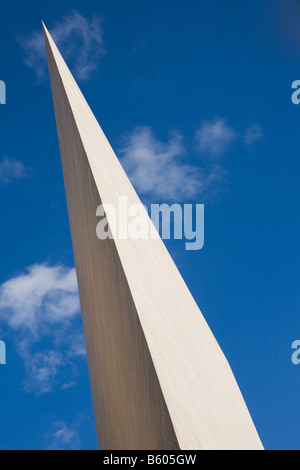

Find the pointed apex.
[
  {"left": 41, "top": 20, "right": 47, "bottom": 33},
  {"left": 42, "top": 21, "right": 52, "bottom": 43},
  {"left": 42, "top": 21, "right": 58, "bottom": 56}
]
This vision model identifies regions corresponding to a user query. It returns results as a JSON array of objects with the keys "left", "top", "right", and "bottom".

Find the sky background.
[{"left": 0, "top": 0, "right": 299, "bottom": 450}]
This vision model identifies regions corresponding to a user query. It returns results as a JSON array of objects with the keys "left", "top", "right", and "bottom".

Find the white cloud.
[
  {"left": 0, "top": 157, "right": 29, "bottom": 185},
  {"left": 0, "top": 264, "right": 79, "bottom": 331},
  {"left": 18, "top": 11, "right": 105, "bottom": 81},
  {"left": 119, "top": 120, "right": 264, "bottom": 201},
  {"left": 196, "top": 118, "right": 264, "bottom": 154},
  {"left": 244, "top": 124, "right": 264, "bottom": 145},
  {"left": 0, "top": 264, "right": 86, "bottom": 394},
  {"left": 47, "top": 421, "right": 80, "bottom": 450},
  {"left": 196, "top": 118, "right": 237, "bottom": 157},
  {"left": 120, "top": 126, "right": 223, "bottom": 200}
]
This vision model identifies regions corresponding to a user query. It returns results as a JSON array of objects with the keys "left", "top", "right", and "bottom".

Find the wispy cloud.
[
  {"left": 18, "top": 11, "right": 105, "bottom": 82},
  {"left": 46, "top": 421, "right": 80, "bottom": 450},
  {"left": 244, "top": 124, "right": 264, "bottom": 145},
  {"left": 0, "top": 264, "right": 86, "bottom": 394},
  {"left": 119, "top": 120, "right": 263, "bottom": 201},
  {"left": 22, "top": 349, "right": 64, "bottom": 395},
  {"left": 119, "top": 126, "right": 224, "bottom": 201},
  {"left": 196, "top": 118, "right": 237, "bottom": 157},
  {"left": 0, "top": 156, "right": 29, "bottom": 185},
  {"left": 132, "top": 40, "right": 148, "bottom": 54}
]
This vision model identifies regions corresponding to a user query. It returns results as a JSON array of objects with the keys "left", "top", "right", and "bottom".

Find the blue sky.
[{"left": 0, "top": 0, "right": 299, "bottom": 450}]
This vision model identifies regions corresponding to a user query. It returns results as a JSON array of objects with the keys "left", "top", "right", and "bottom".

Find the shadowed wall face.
[{"left": 44, "top": 33, "right": 178, "bottom": 450}]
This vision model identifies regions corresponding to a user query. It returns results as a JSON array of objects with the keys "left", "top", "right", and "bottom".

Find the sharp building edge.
[{"left": 43, "top": 23, "right": 263, "bottom": 450}]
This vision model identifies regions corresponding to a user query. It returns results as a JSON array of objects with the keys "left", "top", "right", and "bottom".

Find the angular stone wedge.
[{"left": 43, "top": 22, "right": 263, "bottom": 450}]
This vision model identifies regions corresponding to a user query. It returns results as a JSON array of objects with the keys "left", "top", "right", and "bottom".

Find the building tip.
[{"left": 41, "top": 21, "right": 51, "bottom": 41}]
